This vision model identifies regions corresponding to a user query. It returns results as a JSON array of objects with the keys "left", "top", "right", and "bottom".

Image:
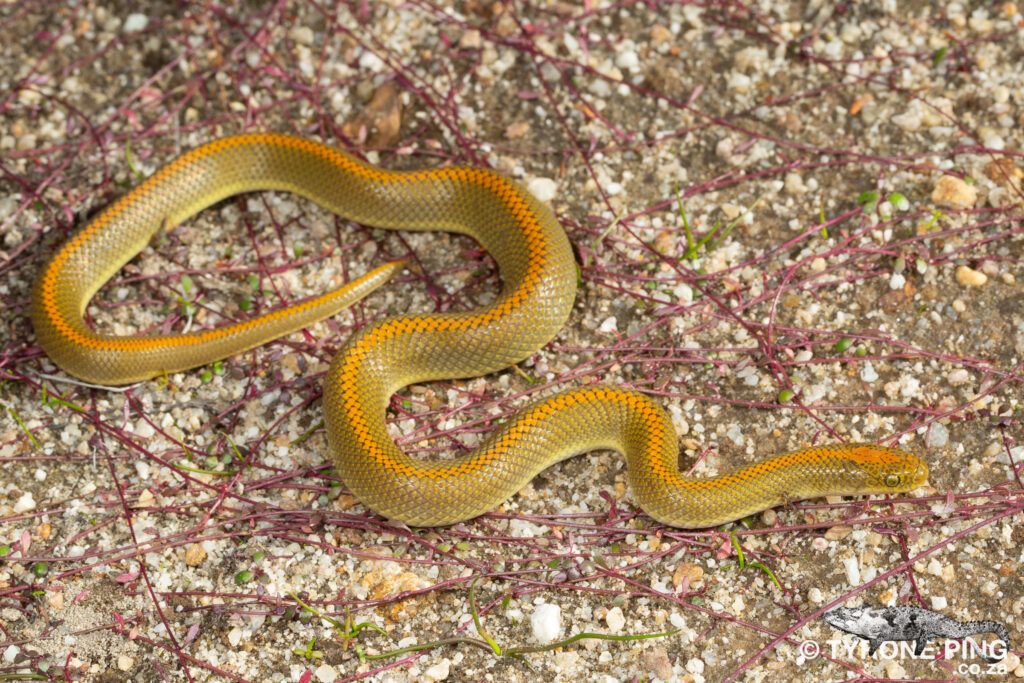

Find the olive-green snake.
[{"left": 29, "top": 134, "right": 929, "bottom": 527}]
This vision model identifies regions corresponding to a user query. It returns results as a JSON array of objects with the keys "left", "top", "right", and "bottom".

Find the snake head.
[{"left": 841, "top": 444, "right": 929, "bottom": 493}]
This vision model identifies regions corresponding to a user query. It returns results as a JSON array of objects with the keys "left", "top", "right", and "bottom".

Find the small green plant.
[
  {"left": 726, "top": 531, "right": 782, "bottom": 590},
  {"left": 858, "top": 191, "right": 878, "bottom": 213},
  {"left": 888, "top": 192, "right": 909, "bottom": 211},
  {"left": 675, "top": 185, "right": 759, "bottom": 259},
  {"left": 8, "top": 406, "right": 39, "bottom": 448},
  {"left": 293, "top": 636, "right": 323, "bottom": 660},
  {"left": 125, "top": 139, "right": 145, "bottom": 180}
]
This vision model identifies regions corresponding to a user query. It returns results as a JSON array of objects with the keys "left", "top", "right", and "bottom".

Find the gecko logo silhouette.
[{"left": 822, "top": 604, "right": 1010, "bottom": 664}]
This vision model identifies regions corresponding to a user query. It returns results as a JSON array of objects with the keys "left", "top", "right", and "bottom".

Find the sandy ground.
[{"left": 1, "top": 1, "right": 1023, "bottom": 681}]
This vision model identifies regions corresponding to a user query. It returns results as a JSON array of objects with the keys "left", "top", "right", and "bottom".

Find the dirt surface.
[{"left": 1, "top": 1, "right": 1023, "bottom": 682}]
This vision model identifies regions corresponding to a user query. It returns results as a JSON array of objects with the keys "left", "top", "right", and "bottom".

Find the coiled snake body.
[{"left": 30, "top": 134, "right": 928, "bottom": 527}]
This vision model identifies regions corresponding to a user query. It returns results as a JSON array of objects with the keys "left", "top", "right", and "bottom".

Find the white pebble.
[
  {"left": 527, "top": 177, "right": 558, "bottom": 203},
  {"left": 674, "top": 283, "right": 693, "bottom": 303},
  {"left": 598, "top": 316, "right": 618, "bottom": 334},
  {"left": 615, "top": 50, "right": 639, "bottom": 71},
  {"left": 531, "top": 603, "right": 562, "bottom": 644},
  {"left": 605, "top": 606, "right": 625, "bottom": 633},
  {"left": 947, "top": 368, "right": 970, "bottom": 386},
  {"left": 843, "top": 556, "right": 861, "bottom": 585},
  {"left": 727, "top": 73, "right": 752, "bottom": 93},
  {"left": 134, "top": 419, "right": 155, "bottom": 439},
  {"left": 227, "top": 627, "right": 243, "bottom": 647},
  {"left": 314, "top": 664, "right": 338, "bottom": 683},
  {"left": 927, "top": 422, "right": 948, "bottom": 448},
  {"left": 785, "top": 172, "right": 807, "bottom": 194},
  {"left": 423, "top": 659, "right": 451, "bottom": 681},
  {"left": 123, "top": 13, "right": 149, "bottom": 32},
  {"left": 13, "top": 492, "right": 35, "bottom": 513},
  {"left": 982, "top": 134, "right": 1005, "bottom": 150},
  {"left": 3, "top": 645, "right": 19, "bottom": 663},
  {"left": 860, "top": 361, "right": 878, "bottom": 383},
  {"left": 930, "top": 596, "right": 948, "bottom": 610},
  {"left": 891, "top": 107, "right": 922, "bottom": 132}
]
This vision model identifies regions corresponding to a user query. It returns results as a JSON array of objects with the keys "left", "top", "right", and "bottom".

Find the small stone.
[
  {"left": 184, "top": 543, "right": 207, "bottom": 567},
  {"left": 643, "top": 647, "right": 674, "bottom": 680},
  {"left": 650, "top": 25, "right": 672, "bottom": 43},
  {"left": 947, "top": 368, "right": 970, "bottom": 386},
  {"left": 891, "top": 107, "right": 922, "bottom": 132},
  {"left": 13, "top": 492, "right": 35, "bottom": 514},
  {"left": 227, "top": 627, "right": 243, "bottom": 647},
  {"left": 505, "top": 121, "right": 530, "bottom": 140},
  {"left": 733, "top": 46, "right": 768, "bottom": 69},
  {"left": 615, "top": 50, "right": 639, "bottom": 71},
  {"left": 123, "top": 13, "right": 149, "bottom": 32},
  {"left": 984, "top": 158, "right": 1023, "bottom": 188},
  {"left": 314, "top": 664, "right": 338, "bottom": 683},
  {"left": 672, "top": 563, "right": 704, "bottom": 590},
  {"left": 931, "top": 176, "right": 977, "bottom": 209},
  {"left": 424, "top": 659, "right": 451, "bottom": 681},
  {"left": 807, "top": 587, "right": 824, "bottom": 603},
  {"left": 46, "top": 591, "right": 64, "bottom": 610},
  {"left": 605, "top": 606, "right": 626, "bottom": 633},
  {"left": 459, "top": 29, "right": 481, "bottom": 49},
  {"left": 2, "top": 645, "right": 18, "bottom": 663},
  {"left": 926, "top": 422, "right": 948, "bottom": 448},
  {"left": 860, "top": 361, "right": 878, "bottom": 382},
  {"left": 930, "top": 596, "right": 948, "bottom": 610},
  {"left": 955, "top": 265, "right": 987, "bottom": 287},
  {"left": 531, "top": 603, "right": 561, "bottom": 644},
  {"left": 527, "top": 177, "right": 557, "bottom": 203},
  {"left": 685, "top": 657, "right": 705, "bottom": 675},
  {"left": 825, "top": 525, "right": 853, "bottom": 541},
  {"left": 843, "top": 556, "right": 861, "bottom": 585},
  {"left": 288, "top": 25, "right": 314, "bottom": 45},
  {"left": 117, "top": 655, "right": 134, "bottom": 671}
]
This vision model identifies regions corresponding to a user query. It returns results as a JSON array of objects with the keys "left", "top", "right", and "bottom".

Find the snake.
[{"left": 29, "top": 133, "right": 929, "bottom": 527}]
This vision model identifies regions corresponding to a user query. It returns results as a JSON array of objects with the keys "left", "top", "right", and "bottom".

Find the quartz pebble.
[{"left": 531, "top": 603, "right": 561, "bottom": 644}]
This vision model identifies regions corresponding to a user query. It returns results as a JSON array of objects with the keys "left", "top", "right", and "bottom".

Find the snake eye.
[{"left": 884, "top": 473, "right": 902, "bottom": 488}]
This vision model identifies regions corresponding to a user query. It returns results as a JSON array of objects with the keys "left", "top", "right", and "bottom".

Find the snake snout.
[{"left": 841, "top": 444, "right": 929, "bottom": 494}]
